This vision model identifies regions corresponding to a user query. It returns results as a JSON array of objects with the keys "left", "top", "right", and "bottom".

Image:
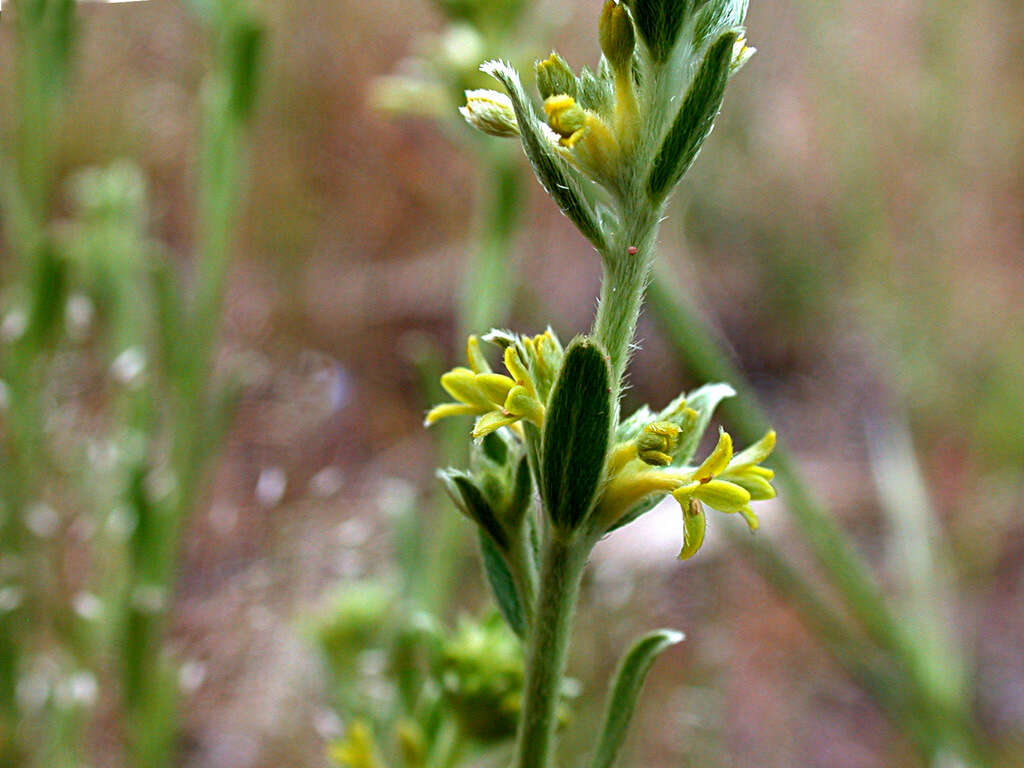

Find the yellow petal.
[
  {"left": 738, "top": 506, "right": 760, "bottom": 531},
  {"left": 728, "top": 430, "right": 776, "bottom": 470},
  {"left": 424, "top": 402, "right": 481, "bottom": 426},
  {"left": 504, "top": 385, "right": 544, "bottom": 427},
  {"left": 440, "top": 367, "right": 491, "bottom": 408},
  {"left": 692, "top": 429, "right": 733, "bottom": 481},
  {"left": 720, "top": 472, "right": 776, "bottom": 501},
  {"left": 676, "top": 494, "right": 706, "bottom": 560},
  {"left": 466, "top": 335, "right": 491, "bottom": 374},
  {"left": 475, "top": 373, "right": 516, "bottom": 405},
  {"left": 472, "top": 410, "right": 520, "bottom": 439},
  {"left": 694, "top": 479, "right": 751, "bottom": 513}
]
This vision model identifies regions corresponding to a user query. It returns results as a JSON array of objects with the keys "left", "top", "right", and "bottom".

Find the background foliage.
[{"left": 1, "top": 0, "right": 1021, "bottom": 766}]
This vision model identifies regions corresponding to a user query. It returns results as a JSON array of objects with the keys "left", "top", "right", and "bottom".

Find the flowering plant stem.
[
  {"left": 513, "top": 535, "right": 587, "bottom": 768},
  {"left": 432, "top": 5, "right": 777, "bottom": 767},
  {"left": 515, "top": 204, "right": 661, "bottom": 768}
]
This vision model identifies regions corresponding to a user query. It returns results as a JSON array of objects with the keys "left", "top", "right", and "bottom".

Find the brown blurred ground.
[{"left": 2, "top": 0, "right": 1023, "bottom": 765}]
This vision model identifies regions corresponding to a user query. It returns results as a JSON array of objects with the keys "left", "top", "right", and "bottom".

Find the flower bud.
[
  {"left": 459, "top": 89, "right": 520, "bottom": 138},
  {"left": 544, "top": 95, "right": 586, "bottom": 141},
  {"left": 536, "top": 51, "right": 578, "bottom": 100},
  {"left": 636, "top": 421, "right": 681, "bottom": 466},
  {"left": 599, "top": 1, "right": 636, "bottom": 75}
]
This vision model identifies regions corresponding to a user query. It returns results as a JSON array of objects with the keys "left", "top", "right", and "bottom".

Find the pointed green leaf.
[
  {"left": 541, "top": 337, "right": 613, "bottom": 532},
  {"left": 692, "top": 0, "right": 748, "bottom": 50},
  {"left": 627, "top": 0, "right": 696, "bottom": 62},
  {"left": 440, "top": 470, "right": 509, "bottom": 550},
  {"left": 505, "top": 454, "right": 534, "bottom": 529},
  {"left": 479, "top": 532, "right": 526, "bottom": 637},
  {"left": 590, "top": 629, "right": 686, "bottom": 768},
  {"left": 578, "top": 64, "right": 614, "bottom": 117},
  {"left": 482, "top": 61, "right": 605, "bottom": 250},
  {"left": 647, "top": 30, "right": 738, "bottom": 200}
]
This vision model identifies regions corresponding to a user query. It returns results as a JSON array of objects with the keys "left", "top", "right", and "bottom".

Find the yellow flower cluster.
[
  {"left": 425, "top": 332, "right": 561, "bottom": 440},
  {"left": 597, "top": 424, "right": 776, "bottom": 560}
]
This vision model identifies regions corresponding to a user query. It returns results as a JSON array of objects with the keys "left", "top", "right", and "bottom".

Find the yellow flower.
[
  {"left": 425, "top": 332, "right": 558, "bottom": 440},
  {"left": 594, "top": 426, "right": 776, "bottom": 560}
]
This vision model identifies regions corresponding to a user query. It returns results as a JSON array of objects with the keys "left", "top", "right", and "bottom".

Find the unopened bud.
[
  {"left": 636, "top": 421, "right": 681, "bottom": 466},
  {"left": 544, "top": 95, "right": 586, "bottom": 140},
  {"left": 599, "top": 1, "right": 636, "bottom": 75},
  {"left": 536, "top": 51, "right": 578, "bottom": 100},
  {"left": 460, "top": 89, "right": 520, "bottom": 138}
]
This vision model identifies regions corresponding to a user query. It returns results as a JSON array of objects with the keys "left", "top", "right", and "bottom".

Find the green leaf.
[
  {"left": 671, "top": 381, "right": 734, "bottom": 466},
  {"left": 627, "top": 0, "right": 695, "bottom": 63},
  {"left": 479, "top": 532, "right": 526, "bottom": 637},
  {"left": 483, "top": 61, "right": 606, "bottom": 250},
  {"left": 505, "top": 454, "right": 534, "bottom": 529},
  {"left": 440, "top": 470, "right": 509, "bottom": 550},
  {"left": 578, "top": 64, "right": 614, "bottom": 117},
  {"left": 647, "top": 30, "right": 738, "bottom": 200},
  {"left": 590, "top": 629, "right": 685, "bottom": 768},
  {"left": 692, "top": 0, "right": 748, "bottom": 50},
  {"left": 541, "top": 337, "right": 613, "bottom": 532}
]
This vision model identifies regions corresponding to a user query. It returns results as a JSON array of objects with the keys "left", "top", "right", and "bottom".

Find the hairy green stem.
[
  {"left": 513, "top": 536, "right": 587, "bottom": 768},
  {"left": 592, "top": 203, "right": 661, "bottom": 388}
]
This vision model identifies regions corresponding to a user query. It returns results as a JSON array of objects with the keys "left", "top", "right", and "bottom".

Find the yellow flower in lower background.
[{"left": 329, "top": 720, "right": 387, "bottom": 768}]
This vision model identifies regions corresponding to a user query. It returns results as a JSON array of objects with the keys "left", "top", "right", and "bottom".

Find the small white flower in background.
[
  {"left": 313, "top": 708, "right": 344, "bottom": 740},
  {"left": 0, "top": 586, "right": 24, "bottom": 613},
  {"left": 309, "top": 466, "right": 344, "bottom": 498},
  {"left": 337, "top": 518, "right": 371, "bottom": 548},
  {"left": 15, "top": 672, "right": 50, "bottom": 713},
  {"left": 256, "top": 466, "right": 287, "bottom": 507},
  {"left": 24, "top": 502, "right": 60, "bottom": 538},
  {"left": 105, "top": 505, "right": 137, "bottom": 540},
  {"left": 72, "top": 592, "right": 104, "bottom": 621},
  {"left": 0, "top": 379, "right": 9, "bottom": 411},
  {"left": 65, "top": 293, "right": 95, "bottom": 340},
  {"left": 144, "top": 467, "right": 177, "bottom": 503},
  {"left": 87, "top": 438, "right": 121, "bottom": 471},
  {"left": 375, "top": 477, "right": 416, "bottom": 516},
  {"left": 131, "top": 583, "right": 167, "bottom": 614},
  {"left": 111, "top": 347, "right": 146, "bottom": 388},
  {"left": 55, "top": 671, "right": 98, "bottom": 709},
  {"left": 1, "top": 309, "right": 27, "bottom": 342},
  {"left": 440, "top": 24, "right": 485, "bottom": 70},
  {"left": 178, "top": 660, "right": 207, "bottom": 695}
]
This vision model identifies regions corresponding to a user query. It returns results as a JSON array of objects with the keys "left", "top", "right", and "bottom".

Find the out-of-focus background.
[{"left": 1, "top": 0, "right": 1022, "bottom": 766}]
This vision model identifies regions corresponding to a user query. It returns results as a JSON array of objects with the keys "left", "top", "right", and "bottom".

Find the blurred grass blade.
[
  {"left": 590, "top": 628, "right": 685, "bottom": 768},
  {"left": 868, "top": 418, "right": 969, "bottom": 719}
]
